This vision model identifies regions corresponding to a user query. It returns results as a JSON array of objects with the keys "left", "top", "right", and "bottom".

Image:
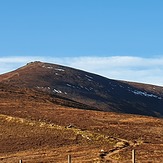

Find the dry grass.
[
  {"left": 1, "top": 108, "right": 163, "bottom": 163},
  {"left": 0, "top": 82, "right": 163, "bottom": 162}
]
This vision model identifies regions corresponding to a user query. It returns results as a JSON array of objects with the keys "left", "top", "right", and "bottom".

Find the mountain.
[
  {"left": 0, "top": 61, "right": 163, "bottom": 117},
  {"left": 0, "top": 61, "right": 163, "bottom": 163}
]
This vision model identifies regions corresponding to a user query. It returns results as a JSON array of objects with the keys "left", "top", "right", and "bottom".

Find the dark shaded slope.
[
  {"left": 0, "top": 61, "right": 163, "bottom": 117},
  {"left": 0, "top": 82, "right": 97, "bottom": 113}
]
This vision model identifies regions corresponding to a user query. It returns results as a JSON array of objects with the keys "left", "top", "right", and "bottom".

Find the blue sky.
[{"left": 0, "top": 0, "right": 163, "bottom": 86}]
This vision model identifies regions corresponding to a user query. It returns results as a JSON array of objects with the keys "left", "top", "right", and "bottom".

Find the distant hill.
[{"left": 0, "top": 61, "right": 163, "bottom": 117}]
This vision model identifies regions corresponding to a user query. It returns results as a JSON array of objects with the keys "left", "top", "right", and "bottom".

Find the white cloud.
[
  {"left": 0, "top": 56, "right": 163, "bottom": 86},
  {"left": 0, "top": 56, "right": 44, "bottom": 73}
]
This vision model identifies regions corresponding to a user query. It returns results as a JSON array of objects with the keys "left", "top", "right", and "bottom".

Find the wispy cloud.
[{"left": 0, "top": 56, "right": 163, "bottom": 86}]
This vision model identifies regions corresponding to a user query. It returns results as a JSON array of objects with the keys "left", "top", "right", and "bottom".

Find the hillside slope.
[
  {"left": 0, "top": 61, "right": 163, "bottom": 117},
  {"left": 0, "top": 62, "right": 163, "bottom": 162},
  {"left": 0, "top": 88, "right": 163, "bottom": 162}
]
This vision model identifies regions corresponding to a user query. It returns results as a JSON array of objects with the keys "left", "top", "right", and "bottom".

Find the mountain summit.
[{"left": 0, "top": 61, "right": 163, "bottom": 117}]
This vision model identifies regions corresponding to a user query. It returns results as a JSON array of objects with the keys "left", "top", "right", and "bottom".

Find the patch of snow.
[
  {"left": 85, "top": 87, "right": 90, "bottom": 91},
  {"left": 42, "top": 65, "right": 53, "bottom": 69},
  {"left": 66, "top": 84, "right": 72, "bottom": 87},
  {"left": 53, "top": 89, "right": 62, "bottom": 94},
  {"left": 36, "top": 86, "right": 44, "bottom": 89},
  {"left": 55, "top": 68, "right": 65, "bottom": 71},
  {"left": 36, "top": 86, "right": 51, "bottom": 90},
  {"left": 85, "top": 74, "right": 93, "bottom": 79},
  {"left": 47, "top": 66, "right": 53, "bottom": 69},
  {"left": 132, "top": 90, "right": 162, "bottom": 99},
  {"left": 88, "top": 79, "right": 92, "bottom": 82},
  {"left": 79, "top": 85, "right": 88, "bottom": 90},
  {"left": 119, "top": 85, "right": 124, "bottom": 88},
  {"left": 66, "top": 84, "right": 75, "bottom": 88}
]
